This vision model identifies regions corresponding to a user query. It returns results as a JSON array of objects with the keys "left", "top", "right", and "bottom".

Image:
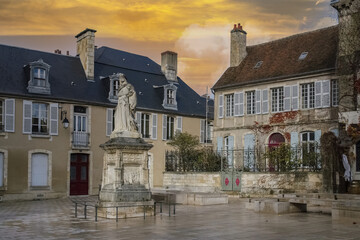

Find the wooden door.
[{"left": 70, "top": 154, "right": 89, "bottom": 195}]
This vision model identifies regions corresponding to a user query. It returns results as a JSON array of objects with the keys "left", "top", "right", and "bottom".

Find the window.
[
  {"left": 33, "top": 68, "right": 46, "bottom": 87},
  {"left": 163, "top": 84, "right": 178, "bottom": 110},
  {"left": 167, "top": 89, "right": 175, "bottom": 105},
  {"left": 73, "top": 106, "right": 87, "bottom": 132},
  {"left": 225, "top": 94, "right": 234, "bottom": 117},
  {"left": 298, "top": 52, "right": 308, "bottom": 60},
  {"left": 0, "top": 100, "right": 3, "bottom": 132},
  {"left": 246, "top": 91, "right": 255, "bottom": 114},
  {"left": 166, "top": 116, "right": 174, "bottom": 139},
  {"left": 200, "top": 120, "right": 213, "bottom": 143},
  {"left": 113, "top": 79, "right": 119, "bottom": 96},
  {"left": 140, "top": 113, "right": 150, "bottom": 138},
  {"left": 32, "top": 103, "right": 48, "bottom": 134},
  {"left": 301, "top": 83, "right": 315, "bottom": 109},
  {"left": 301, "top": 131, "right": 316, "bottom": 167},
  {"left": 254, "top": 61, "right": 263, "bottom": 69},
  {"left": 271, "top": 87, "right": 284, "bottom": 112},
  {"left": 31, "top": 153, "right": 49, "bottom": 187},
  {"left": 332, "top": 79, "right": 339, "bottom": 106},
  {"left": 28, "top": 59, "right": 51, "bottom": 95}
]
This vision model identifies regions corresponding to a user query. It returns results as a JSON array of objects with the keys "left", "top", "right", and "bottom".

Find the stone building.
[
  {"left": 212, "top": 0, "right": 360, "bottom": 188},
  {"left": 0, "top": 28, "right": 213, "bottom": 201}
]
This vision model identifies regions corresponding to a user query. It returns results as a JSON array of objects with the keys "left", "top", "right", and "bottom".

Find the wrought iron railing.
[
  {"left": 72, "top": 132, "right": 90, "bottom": 148},
  {"left": 165, "top": 144, "right": 322, "bottom": 173}
]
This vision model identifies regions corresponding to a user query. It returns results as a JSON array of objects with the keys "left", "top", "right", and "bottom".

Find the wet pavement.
[{"left": 1, "top": 197, "right": 360, "bottom": 240}]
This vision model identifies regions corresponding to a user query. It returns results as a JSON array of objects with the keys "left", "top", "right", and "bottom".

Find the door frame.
[{"left": 67, "top": 151, "right": 92, "bottom": 196}]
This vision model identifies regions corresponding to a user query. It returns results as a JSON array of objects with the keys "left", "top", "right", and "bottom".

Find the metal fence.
[{"left": 165, "top": 144, "right": 321, "bottom": 173}]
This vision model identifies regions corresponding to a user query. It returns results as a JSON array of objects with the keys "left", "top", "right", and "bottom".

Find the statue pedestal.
[{"left": 98, "top": 137, "right": 154, "bottom": 219}]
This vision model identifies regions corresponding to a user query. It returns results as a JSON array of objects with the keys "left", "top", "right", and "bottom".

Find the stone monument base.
[{"left": 99, "top": 136, "right": 154, "bottom": 219}]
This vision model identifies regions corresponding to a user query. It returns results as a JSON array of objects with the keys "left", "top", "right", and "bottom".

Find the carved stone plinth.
[{"left": 98, "top": 137, "right": 154, "bottom": 219}]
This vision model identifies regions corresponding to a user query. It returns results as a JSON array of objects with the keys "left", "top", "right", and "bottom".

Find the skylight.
[
  {"left": 299, "top": 52, "right": 308, "bottom": 60},
  {"left": 254, "top": 61, "right": 263, "bottom": 69}
]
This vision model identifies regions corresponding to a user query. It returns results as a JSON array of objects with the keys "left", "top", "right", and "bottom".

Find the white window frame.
[
  {"left": 28, "top": 150, "right": 52, "bottom": 190},
  {"left": 271, "top": 87, "right": 284, "bottom": 112},
  {"left": 166, "top": 116, "right": 175, "bottom": 140},
  {"left": 301, "top": 83, "right": 315, "bottom": 109},
  {"left": 73, "top": 106, "right": 87, "bottom": 133},
  {"left": 0, "top": 150, "right": 8, "bottom": 189},
  {"left": 246, "top": 91, "right": 255, "bottom": 115},
  {"left": 225, "top": 94, "right": 234, "bottom": 117},
  {"left": 0, "top": 99, "right": 3, "bottom": 132},
  {"left": 32, "top": 102, "right": 49, "bottom": 134},
  {"left": 331, "top": 79, "right": 339, "bottom": 107},
  {"left": 140, "top": 113, "right": 150, "bottom": 138}
]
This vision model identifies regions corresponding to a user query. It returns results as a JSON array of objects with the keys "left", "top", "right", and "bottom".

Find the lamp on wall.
[{"left": 59, "top": 106, "right": 69, "bottom": 129}]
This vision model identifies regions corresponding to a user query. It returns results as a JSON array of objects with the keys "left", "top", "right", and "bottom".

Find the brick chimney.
[
  {"left": 75, "top": 28, "right": 97, "bottom": 81},
  {"left": 161, "top": 51, "right": 178, "bottom": 82},
  {"left": 230, "top": 23, "right": 247, "bottom": 67}
]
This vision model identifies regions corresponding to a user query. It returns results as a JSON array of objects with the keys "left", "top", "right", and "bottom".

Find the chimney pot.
[
  {"left": 234, "top": 24, "right": 237, "bottom": 30},
  {"left": 238, "top": 23, "right": 241, "bottom": 29}
]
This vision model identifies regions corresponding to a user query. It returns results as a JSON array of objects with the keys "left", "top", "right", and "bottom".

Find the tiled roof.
[
  {"left": 0, "top": 44, "right": 212, "bottom": 118},
  {"left": 213, "top": 26, "right": 339, "bottom": 90}
]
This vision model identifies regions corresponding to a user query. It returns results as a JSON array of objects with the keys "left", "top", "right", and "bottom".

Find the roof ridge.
[
  {"left": 247, "top": 24, "right": 338, "bottom": 49},
  {"left": 0, "top": 43, "right": 78, "bottom": 59}
]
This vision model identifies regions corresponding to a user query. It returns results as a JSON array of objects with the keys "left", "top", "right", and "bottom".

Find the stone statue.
[{"left": 111, "top": 73, "right": 140, "bottom": 138}]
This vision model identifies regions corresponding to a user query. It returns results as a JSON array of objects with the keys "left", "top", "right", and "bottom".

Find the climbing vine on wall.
[{"left": 269, "top": 111, "right": 298, "bottom": 124}]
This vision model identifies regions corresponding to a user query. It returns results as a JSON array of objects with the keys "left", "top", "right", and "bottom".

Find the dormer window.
[
  {"left": 163, "top": 84, "right": 178, "bottom": 110},
  {"left": 33, "top": 68, "right": 46, "bottom": 87},
  {"left": 108, "top": 73, "right": 122, "bottom": 103},
  {"left": 27, "top": 59, "right": 51, "bottom": 95},
  {"left": 167, "top": 89, "right": 175, "bottom": 105}
]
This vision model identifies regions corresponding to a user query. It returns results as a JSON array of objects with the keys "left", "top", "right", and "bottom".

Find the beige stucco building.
[{"left": 0, "top": 29, "right": 213, "bottom": 201}]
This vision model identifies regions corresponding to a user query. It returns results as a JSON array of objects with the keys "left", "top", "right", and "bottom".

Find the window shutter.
[
  {"left": 322, "top": 80, "right": 330, "bottom": 108},
  {"left": 284, "top": 86, "right": 291, "bottom": 112},
  {"left": 239, "top": 91, "right": 244, "bottom": 116},
  {"left": 23, "top": 100, "right": 32, "bottom": 134},
  {"left": 291, "top": 85, "right": 299, "bottom": 110},
  {"left": 31, "top": 153, "right": 48, "bottom": 186},
  {"left": 234, "top": 92, "right": 241, "bottom": 116},
  {"left": 218, "top": 95, "right": 224, "bottom": 119},
  {"left": 217, "top": 136, "right": 223, "bottom": 154},
  {"left": 330, "top": 128, "right": 339, "bottom": 137},
  {"left": 4, "top": 99, "right": 15, "bottom": 132},
  {"left": 315, "top": 81, "right": 322, "bottom": 108},
  {"left": 227, "top": 135, "right": 234, "bottom": 166},
  {"left": 49, "top": 103, "right": 58, "bottom": 135},
  {"left": 255, "top": 90, "right": 261, "bottom": 114},
  {"left": 162, "top": 115, "right": 167, "bottom": 140},
  {"left": 106, "top": 108, "right": 113, "bottom": 136},
  {"left": 200, "top": 119, "right": 205, "bottom": 143},
  {"left": 151, "top": 114, "right": 158, "bottom": 140},
  {"left": 0, "top": 153, "right": 3, "bottom": 187},
  {"left": 290, "top": 132, "right": 298, "bottom": 147},
  {"left": 176, "top": 116, "right": 182, "bottom": 133},
  {"left": 136, "top": 112, "right": 141, "bottom": 134},
  {"left": 315, "top": 130, "right": 321, "bottom": 145},
  {"left": 262, "top": 89, "right": 268, "bottom": 114}
]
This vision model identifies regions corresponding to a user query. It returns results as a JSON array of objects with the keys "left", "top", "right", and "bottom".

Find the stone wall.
[
  {"left": 163, "top": 172, "right": 323, "bottom": 194},
  {"left": 163, "top": 172, "right": 221, "bottom": 192}
]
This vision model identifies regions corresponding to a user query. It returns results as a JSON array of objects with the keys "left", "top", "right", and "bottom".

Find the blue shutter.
[
  {"left": 255, "top": 90, "right": 261, "bottom": 114},
  {"left": 262, "top": 89, "right": 268, "bottom": 114},
  {"left": 290, "top": 132, "right": 299, "bottom": 147},
  {"left": 315, "top": 130, "right": 321, "bottom": 145},
  {"left": 228, "top": 136, "right": 234, "bottom": 167},
  {"left": 284, "top": 86, "right": 291, "bottom": 112},
  {"left": 291, "top": 85, "right": 299, "bottom": 110},
  {"left": 244, "top": 134, "right": 255, "bottom": 171},
  {"left": 218, "top": 95, "right": 224, "bottom": 119},
  {"left": 330, "top": 128, "right": 339, "bottom": 137},
  {"left": 217, "top": 136, "right": 223, "bottom": 154}
]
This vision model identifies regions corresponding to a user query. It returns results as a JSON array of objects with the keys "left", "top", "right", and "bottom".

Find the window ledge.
[
  {"left": 31, "top": 134, "right": 51, "bottom": 139},
  {"left": 30, "top": 186, "right": 50, "bottom": 191}
]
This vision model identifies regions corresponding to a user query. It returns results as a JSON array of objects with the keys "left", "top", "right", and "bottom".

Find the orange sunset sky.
[{"left": 0, "top": 0, "right": 338, "bottom": 95}]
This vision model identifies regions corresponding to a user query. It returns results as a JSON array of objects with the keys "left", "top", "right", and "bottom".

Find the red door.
[{"left": 70, "top": 154, "right": 89, "bottom": 195}]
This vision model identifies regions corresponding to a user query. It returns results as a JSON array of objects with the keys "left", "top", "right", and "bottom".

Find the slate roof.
[
  {"left": 213, "top": 26, "right": 339, "bottom": 90},
  {"left": 0, "top": 44, "right": 211, "bottom": 118}
]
